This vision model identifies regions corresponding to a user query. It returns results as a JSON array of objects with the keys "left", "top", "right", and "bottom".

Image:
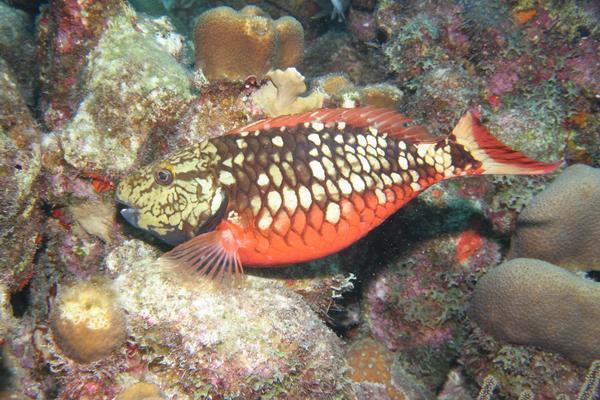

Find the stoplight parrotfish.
[{"left": 116, "top": 107, "right": 561, "bottom": 281}]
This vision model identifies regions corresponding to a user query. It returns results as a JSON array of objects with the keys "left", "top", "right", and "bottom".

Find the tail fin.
[{"left": 451, "top": 112, "right": 563, "bottom": 175}]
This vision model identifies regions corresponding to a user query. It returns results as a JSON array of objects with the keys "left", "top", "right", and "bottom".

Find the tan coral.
[
  {"left": 469, "top": 258, "right": 600, "bottom": 366},
  {"left": 508, "top": 164, "right": 600, "bottom": 272},
  {"left": 317, "top": 73, "right": 355, "bottom": 97},
  {"left": 347, "top": 337, "right": 406, "bottom": 400},
  {"left": 117, "top": 382, "right": 163, "bottom": 400},
  {"left": 360, "top": 83, "right": 404, "bottom": 109},
  {"left": 252, "top": 67, "right": 324, "bottom": 117},
  {"left": 194, "top": 6, "right": 304, "bottom": 82},
  {"left": 50, "top": 280, "right": 127, "bottom": 363},
  {"left": 273, "top": 16, "right": 304, "bottom": 68}
]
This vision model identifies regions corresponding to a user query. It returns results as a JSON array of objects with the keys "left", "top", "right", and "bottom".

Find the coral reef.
[
  {"left": 364, "top": 229, "right": 500, "bottom": 390},
  {"left": 470, "top": 258, "right": 600, "bottom": 366},
  {"left": 194, "top": 6, "right": 304, "bottom": 82},
  {"left": 508, "top": 165, "right": 600, "bottom": 272},
  {"left": 37, "top": 0, "right": 126, "bottom": 130},
  {"left": 2, "top": 0, "right": 599, "bottom": 397},
  {"left": 50, "top": 280, "right": 127, "bottom": 363}
]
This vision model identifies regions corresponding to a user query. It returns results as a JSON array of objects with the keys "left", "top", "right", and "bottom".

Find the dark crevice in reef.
[
  {"left": 587, "top": 270, "right": 600, "bottom": 282},
  {"left": 0, "top": 348, "right": 13, "bottom": 391},
  {"left": 10, "top": 281, "right": 31, "bottom": 318}
]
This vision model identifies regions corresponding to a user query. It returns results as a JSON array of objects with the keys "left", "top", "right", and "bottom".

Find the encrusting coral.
[
  {"left": 508, "top": 164, "right": 600, "bottom": 272},
  {"left": 346, "top": 337, "right": 431, "bottom": 400},
  {"left": 469, "top": 258, "right": 600, "bottom": 366},
  {"left": 50, "top": 280, "right": 127, "bottom": 363},
  {"left": 194, "top": 5, "right": 304, "bottom": 82},
  {"left": 252, "top": 67, "right": 325, "bottom": 117}
]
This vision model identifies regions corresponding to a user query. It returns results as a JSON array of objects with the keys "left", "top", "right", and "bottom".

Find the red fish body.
[{"left": 116, "top": 108, "right": 561, "bottom": 279}]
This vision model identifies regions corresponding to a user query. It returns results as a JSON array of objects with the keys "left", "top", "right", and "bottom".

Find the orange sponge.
[{"left": 194, "top": 6, "right": 304, "bottom": 81}]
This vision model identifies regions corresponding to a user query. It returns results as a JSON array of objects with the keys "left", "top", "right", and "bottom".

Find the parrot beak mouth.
[{"left": 119, "top": 206, "right": 141, "bottom": 229}]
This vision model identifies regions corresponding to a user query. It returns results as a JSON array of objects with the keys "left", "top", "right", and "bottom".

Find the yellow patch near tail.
[{"left": 451, "top": 112, "right": 562, "bottom": 175}]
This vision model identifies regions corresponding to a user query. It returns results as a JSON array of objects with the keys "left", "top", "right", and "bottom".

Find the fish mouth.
[
  {"left": 116, "top": 198, "right": 141, "bottom": 229},
  {"left": 120, "top": 207, "right": 141, "bottom": 229}
]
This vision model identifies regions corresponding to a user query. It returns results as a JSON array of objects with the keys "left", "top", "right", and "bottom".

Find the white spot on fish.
[
  {"left": 309, "top": 160, "right": 326, "bottom": 181},
  {"left": 325, "top": 202, "right": 341, "bottom": 224},
  {"left": 272, "top": 136, "right": 284, "bottom": 147}
]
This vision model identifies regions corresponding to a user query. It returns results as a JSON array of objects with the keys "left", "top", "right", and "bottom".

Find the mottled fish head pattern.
[{"left": 115, "top": 141, "right": 224, "bottom": 245}]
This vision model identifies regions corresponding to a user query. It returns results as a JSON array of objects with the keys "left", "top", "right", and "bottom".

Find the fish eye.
[
  {"left": 403, "top": 121, "right": 413, "bottom": 128},
  {"left": 154, "top": 169, "right": 173, "bottom": 185}
]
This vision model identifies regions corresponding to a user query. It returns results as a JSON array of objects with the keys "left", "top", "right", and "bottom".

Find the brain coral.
[
  {"left": 508, "top": 164, "right": 600, "bottom": 272},
  {"left": 469, "top": 258, "right": 600, "bottom": 366},
  {"left": 194, "top": 5, "right": 304, "bottom": 81},
  {"left": 51, "top": 280, "right": 127, "bottom": 363}
]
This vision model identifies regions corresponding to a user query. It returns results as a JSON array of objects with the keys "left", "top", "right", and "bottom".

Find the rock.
[
  {"left": 0, "top": 58, "right": 42, "bottom": 292},
  {"left": 107, "top": 240, "right": 352, "bottom": 398}
]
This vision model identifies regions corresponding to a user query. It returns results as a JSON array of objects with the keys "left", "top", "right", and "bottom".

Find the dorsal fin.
[{"left": 228, "top": 107, "right": 436, "bottom": 142}]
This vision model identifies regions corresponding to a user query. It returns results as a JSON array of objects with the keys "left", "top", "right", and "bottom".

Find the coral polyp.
[{"left": 50, "top": 280, "right": 126, "bottom": 363}]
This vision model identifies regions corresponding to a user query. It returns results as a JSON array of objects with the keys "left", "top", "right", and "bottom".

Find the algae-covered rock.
[
  {"left": 508, "top": 165, "right": 600, "bottom": 272},
  {"left": 470, "top": 258, "right": 600, "bottom": 366},
  {"left": 58, "top": 5, "right": 192, "bottom": 175},
  {"left": 106, "top": 240, "right": 351, "bottom": 399},
  {"left": 37, "top": 0, "right": 126, "bottom": 130},
  {"left": 0, "top": 58, "right": 42, "bottom": 292},
  {"left": 0, "top": 2, "right": 36, "bottom": 106}
]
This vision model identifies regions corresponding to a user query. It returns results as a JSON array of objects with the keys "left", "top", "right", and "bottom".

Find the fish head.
[{"left": 115, "top": 143, "right": 226, "bottom": 245}]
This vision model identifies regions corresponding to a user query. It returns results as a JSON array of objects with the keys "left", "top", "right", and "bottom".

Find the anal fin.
[{"left": 160, "top": 229, "right": 243, "bottom": 282}]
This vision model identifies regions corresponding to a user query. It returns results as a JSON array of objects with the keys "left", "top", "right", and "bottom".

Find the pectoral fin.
[{"left": 160, "top": 228, "right": 243, "bottom": 281}]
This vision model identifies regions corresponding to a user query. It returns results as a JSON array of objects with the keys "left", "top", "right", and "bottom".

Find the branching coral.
[{"left": 194, "top": 6, "right": 304, "bottom": 82}]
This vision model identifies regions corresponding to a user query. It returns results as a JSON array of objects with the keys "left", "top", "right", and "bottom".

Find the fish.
[{"left": 115, "top": 107, "right": 561, "bottom": 280}]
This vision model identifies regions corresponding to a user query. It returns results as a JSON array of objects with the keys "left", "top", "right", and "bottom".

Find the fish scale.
[
  {"left": 210, "top": 120, "right": 476, "bottom": 265},
  {"left": 115, "top": 107, "right": 561, "bottom": 280}
]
